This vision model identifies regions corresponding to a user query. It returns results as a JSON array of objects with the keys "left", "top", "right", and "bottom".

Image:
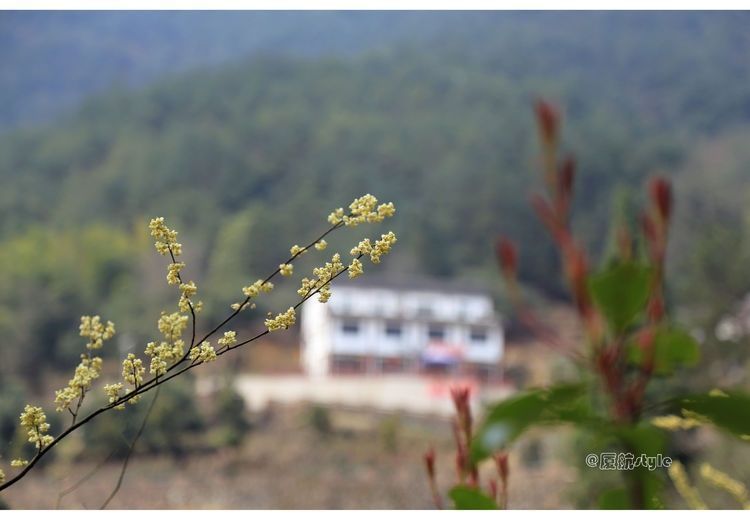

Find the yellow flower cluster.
[
  {"left": 290, "top": 244, "right": 307, "bottom": 256},
  {"left": 149, "top": 217, "right": 182, "bottom": 256},
  {"left": 166, "top": 262, "right": 185, "bottom": 286},
  {"left": 178, "top": 280, "right": 202, "bottom": 313},
  {"left": 19, "top": 405, "right": 53, "bottom": 450},
  {"left": 350, "top": 232, "right": 398, "bottom": 264},
  {"left": 348, "top": 258, "right": 364, "bottom": 279},
  {"left": 79, "top": 315, "right": 115, "bottom": 350},
  {"left": 140, "top": 311, "right": 189, "bottom": 377},
  {"left": 265, "top": 307, "right": 296, "bottom": 331},
  {"left": 242, "top": 279, "right": 274, "bottom": 299},
  {"left": 10, "top": 459, "right": 28, "bottom": 468},
  {"left": 314, "top": 240, "right": 327, "bottom": 251},
  {"left": 279, "top": 263, "right": 294, "bottom": 277},
  {"left": 668, "top": 461, "right": 707, "bottom": 510},
  {"left": 299, "top": 253, "right": 345, "bottom": 303},
  {"left": 700, "top": 463, "right": 750, "bottom": 509},
  {"left": 104, "top": 383, "right": 124, "bottom": 408},
  {"left": 328, "top": 194, "right": 396, "bottom": 226},
  {"left": 158, "top": 311, "right": 189, "bottom": 341},
  {"left": 144, "top": 342, "right": 172, "bottom": 376},
  {"left": 54, "top": 355, "right": 103, "bottom": 412},
  {"left": 651, "top": 414, "right": 702, "bottom": 431},
  {"left": 189, "top": 341, "right": 217, "bottom": 363},
  {"left": 231, "top": 302, "right": 256, "bottom": 312},
  {"left": 122, "top": 353, "right": 145, "bottom": 387},
  {"left": 0, "top": 468, "right": 4, "bottom": 483},
  {"left": 218, "top": 331, "right": 237, "bottom": 347}
]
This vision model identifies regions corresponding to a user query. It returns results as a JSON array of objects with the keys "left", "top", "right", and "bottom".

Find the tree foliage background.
[{"left": 1, "top": 11, "right": 749, "bottom": 444}]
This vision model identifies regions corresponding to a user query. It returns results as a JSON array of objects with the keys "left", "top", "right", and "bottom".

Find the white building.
[{"left": 301, "top": 275, "right": 504, "bottom": 380}]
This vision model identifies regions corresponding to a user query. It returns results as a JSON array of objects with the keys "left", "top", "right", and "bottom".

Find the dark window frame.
[{"left": 341, "top": 319, "right": 360, "bottom": 335}]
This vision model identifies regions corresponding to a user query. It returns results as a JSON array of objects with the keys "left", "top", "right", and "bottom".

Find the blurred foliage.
[
  {"left": 83, "top": 379, "right": 205, "bottom": 459},
  {"left": 308, "top": 404, "right": 332, "bottom": 436},
  {"left": 4, "top": 14, "right": 750, "bottom": 389},
  {"left": 0, "top": 380, "right": 25, "bottom": 453},
  {"left": 205, "top": 381, "right": 251, "bottom": 449}
]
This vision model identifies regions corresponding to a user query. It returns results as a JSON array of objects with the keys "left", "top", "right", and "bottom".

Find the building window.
[
  {"left": 417, "top": 304, "right": 433, "bottom": 317},
  {"left": 470, "top": 327, "right": 488, "bottom": 342},
  {"left": 385, "top": 321, "right": 402, "bottom": 338},
  {"left": 341, "top": 319, "right": 360, "bottom": 335},
  {"left": 427, "top": 324, "right": 445, "bottom": 341}
]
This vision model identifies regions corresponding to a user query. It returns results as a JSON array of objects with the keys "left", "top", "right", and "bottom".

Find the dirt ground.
[{"left": 1, "top": 404, "right": 576, "bottom": 510}]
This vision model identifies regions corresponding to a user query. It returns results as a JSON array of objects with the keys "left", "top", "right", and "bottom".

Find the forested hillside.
[{"left": 2, "top": 12, "right": 750, "bottom": 383}]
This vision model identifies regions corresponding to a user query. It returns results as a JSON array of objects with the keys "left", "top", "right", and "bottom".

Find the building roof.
[{"left": 332, "top": 273, "right": 494, "bottom": 297}]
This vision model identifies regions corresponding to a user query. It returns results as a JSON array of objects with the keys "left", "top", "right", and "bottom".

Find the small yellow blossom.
[
  {"left": 290, "top": 244, "right": 307, "bottom": 256},
  {"left": 149, "top": 217, "right": 181, "bottom": 256},
  {"left": 700, "top": 463, "right": 750, "bottom": 509},
  {"left": 189, "top": 341, "right": 217, "bottom": 363},
  {"left": 10, "top": 459, "right": 28, "bottom": 468},
  {"left": 54, "top": 355, "right": 103, "bottom": 412},
  {"left": 157, "top": 311, "right": 189, "bottom": 341},
  {"left": 218, "top": 331, "right": 237, "bottom": 347},
  {"left": 297, "top": 253, "right": 348, "bottom": 302},
  {"left": 166, "top": 262, "right": 185, "bottom": 285},
  {"left": 104, "top": 383, "right": 123, "bottom": 405},
  {"left": 314, "top": 240, "right": 327, "bottom": 251},
  {"left": 348, "top": 258, "right": 364, "bottom": 279},
  {"left": 79, "top": 315, "right": 116, "bottom": 350},
  {"left": 179, "top": 281, "right": 197, "bottom": 298},
  {"left": 328, "top": 194, "right": 396, "bottom": 227},
  {"left": 327, "top": 207, "right": 345, "bottom": 225},
  {"left": 371, "top": 231, "right": 397, "bottom": 263},
  {"left": 265, "top": 307, "right": 296, "bottom": 331},
  {"left": 297, "top": 277, "right": 317, "bottom": 298},
  {"left": 279, "top": 263, "right": 294, "bottom": 277},
  {"left": 350, "top": 232, "right": 397, "bottom": 264},
  {"left": 19, "top": 405, "right": 53, "bottom": 450},
  {"left": 176, "top": 281, "right": 199, "bottom": 313},
  {"left": 350, "top": 238, "right": 372, "bottom": 257},
  {"left": 123, "top": 388, "right": 141, "bottom": 406},
  {"left": 144, "top": 342, "right": 172, "bottom": 376},
  {"left": 0, "top": 468, "right": 4, "bottom": 484},
  {"left": 318, "top": 286, "right": 332, "bottom": 303},
  {"left": 122, "top": 353, "right": 145, "bottom": 387},
  {"left": 242, "top": 279, "right": 274, "bottom": 298},
  {"left": 376, "top": 202, "right": 396, "bottom": 220}
]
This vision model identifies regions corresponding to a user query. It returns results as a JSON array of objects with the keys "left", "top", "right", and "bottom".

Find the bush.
[
  {"left": 205, "top": 381, "right": 250, "bottom": 449},
  {"left": 83, "top": 378, "right": 204, "bottom": 460},
  {"left": 308, "top": 404, "right": 332, "bottom": 436}
]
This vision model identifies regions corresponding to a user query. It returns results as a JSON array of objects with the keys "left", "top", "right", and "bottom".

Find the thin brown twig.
[
  {"left": 100, "top": 385, "right": 161, "bottom": 509},
  {"left": 55, "top": 447, "right": 119, "bottom": 509}
]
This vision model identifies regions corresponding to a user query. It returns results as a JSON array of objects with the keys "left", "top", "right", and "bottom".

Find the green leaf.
[
  {"left": 590, "top": 425, "right": 667, "bottom": 509},
  {"left": 670, "top": 391, "right": 750, "bottom": 438},
  {"left": 614, "top": 424, "right": 667, "bottom": 457},
  {"left": 472, "top": 383, "right": 597, "bottom": 462},
  {"left": 449, "top": 486, "right": 498, "bottom": 510},
  {"left": 627, "top": 326, "right": 700, "bottom": 375},
  {"left": 588, "top": 262, "right": 653, "bottom": 333}
]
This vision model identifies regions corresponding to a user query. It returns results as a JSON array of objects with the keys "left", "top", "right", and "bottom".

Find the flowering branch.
[{"left": 0, "top": 194, "right": 397, "bottom": 496}]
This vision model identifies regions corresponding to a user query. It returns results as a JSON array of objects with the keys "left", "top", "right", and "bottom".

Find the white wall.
[{"left": 301, "top": 285, "right": 503, "bottom": 374}]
